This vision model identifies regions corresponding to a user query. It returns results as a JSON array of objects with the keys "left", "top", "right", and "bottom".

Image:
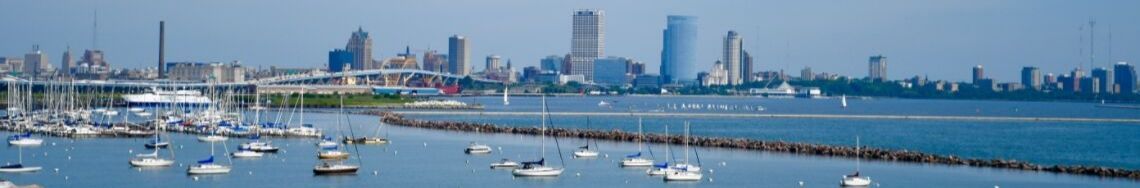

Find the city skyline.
[{"left": 1, "top": 0, "right": 1138, "bottom": 82}]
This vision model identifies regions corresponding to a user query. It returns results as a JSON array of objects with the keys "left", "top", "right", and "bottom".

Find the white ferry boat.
[{"left": 121, "top": 87, "right": 212, "bottom": 106}]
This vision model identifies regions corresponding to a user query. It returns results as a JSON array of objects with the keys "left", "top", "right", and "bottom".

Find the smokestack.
[{"left": 159, "top": 21, "right": 165, "bottom": 79}]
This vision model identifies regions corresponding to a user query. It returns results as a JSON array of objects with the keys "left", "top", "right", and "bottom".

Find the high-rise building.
[
  {"left": 328, "top": 49, "right": 353, "bottom": 72},
  {"left": 61, "top": 47, "right": 73, "bottom": 76},
  {"left": 346, "top": 27, "right": 373, "bottom": 70},
  {"left": 594, "top": 56, "right": 631, "bottom": 86},
  {"left": 1081, "top": 77, "right": 1099, "bottom": 94},
  {"left": 1066, "top": 68, "right": 1084, "bottom": 93},
  {"left": 540, "top": 55, "right": 563, "bottom": 73},
  {"left": 702, "top": 60, "right": 728, "bottom": 86},
  {"left": 723, "top": 31, "right": 743, "bottom": 85},
  {"left": 485, "top": 55, "right": 501, "bottom": 73},
  {"left": 867, "top": 55, "right": 886, "bottom": 81},
  {"left": 23, "top": 46, "right": 48, "bottom": 77},
  {"left": 660, "top": 15, "right": 698, "bottom": 85},
  {"left": 571, "top": 9, "right": 604, "bottom": 81},
  {"left": 1114, "top": 62, "right": 1137, "bottom": 94},
  {"left": 1092, "top": 67, "right": 1114, "bottom": 94},
  {"left": 801, "top": 67, "right": 814, "bottom": 81},
  {"left": 1021, "top": 66, "right": 1042, "bottom": 91},
  {"left": 448, "top": 35, "right": 469, "bottom": 75},
  {"left": 422, "top": 50, "right": 447, "bottom": 73},
  {"left": 629, "top": 61, "right": 645, "bottom": 75},
  {"left": 742, "top": 50, "right": 753, "bottom": 82},
  {"left": 972, "top": 65, "right": 985, "bottom": 84}
]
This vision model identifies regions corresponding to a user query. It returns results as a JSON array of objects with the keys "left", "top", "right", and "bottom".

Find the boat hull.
[
  {"left": 512, "top": 167, "right": 564, "bottom": 177},
  {"left": 0, "top": 166, "right": 42, "bottom": 173},
  {"left": 313, "top": 167, "right": 359, "bottom": 175},
  {"left": 187, "top": 166, "right": 231, "bottom": 174},
  {"left": 130, "top": 159, "right": 174, "bottom": 167},
  {"left": 664, "top": 171, "right": 703, "bottom": 181},
  {"left": 8, "top": 139, "right": 43, "bottom": 146},
  {"left": 620, "top": 158, "right": 654, "bottom": 167}
]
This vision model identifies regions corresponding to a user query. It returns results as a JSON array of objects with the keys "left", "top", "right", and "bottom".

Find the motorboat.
[
  {"left": 511, "top": 159, "right": 564, "bottom": 177},
  {"left": 7, "top": 133, "right": 42, "bottom": 146},
  {"left": 490, "top": 158, "right": 521, "bottom": 169},
  {"left": 464, "top": 142, "right": 492, "bottom": 154},
  {"left": 198, "top": 135, "right": 228, "bottom": 142}
]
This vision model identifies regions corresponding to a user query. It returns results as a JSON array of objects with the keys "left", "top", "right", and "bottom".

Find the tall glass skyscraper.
[
  {"left": 660, "top": 15, "right": 698, "bottom": 85},
  {"left": 448, "top": 35, "right": 469, "bottom": 75},
  {"left": 346, "top": 27, "right": 372, "bottom": 70}
]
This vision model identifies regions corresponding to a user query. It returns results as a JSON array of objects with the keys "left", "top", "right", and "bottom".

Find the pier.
[{"left": 390, "top": 111, "right": 1140, "bottom": 123}]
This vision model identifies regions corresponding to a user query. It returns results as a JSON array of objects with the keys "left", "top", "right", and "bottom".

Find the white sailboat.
[
  {"left": 6, "top": 133, "right": 42, "bottom": 146},
  {"left": 503, "top": 85, "right": 510, "bottom": 106},
  {"left": 841, "top": 94, "right": 848, "bottom": 108},
  {"left": 0, "top": 146, "right": 42, "bottom": 173},
  {"left": 664, "top": 121, "right": 702, "bottom": 181},
  {"left": 133, "top": 113, "right": 175, "bottom": 167},
  {"left": 572, "top": 117, "right": 599, "bottom": 158},
  {"left": 490, "top": 158, "right": 521, "bottom": 169},
  {"left": 188, "top": 137, "right": 231, "bottom": 174},
  {"left": 841, "top": 137, "right": 872, "bottom": 187},
  {"left": 620, "top": 117, "right": 654, "bottom": 167},
  {"left": 647, "top": 124, "right": 675, "bottom": 176},
  {"left": 512, "top": 95, "right": 565, "bottom": 177}
]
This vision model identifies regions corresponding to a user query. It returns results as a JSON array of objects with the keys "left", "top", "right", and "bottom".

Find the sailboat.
[
  {"left": 0, "top": 146, "right": 42, "bottom": 173},
  {"left": 187, "top": 137, "right": 231, "bottom": 174},
  {"left": 317, "top": 136, "right": 339, "bottom": 148},
  {"left": 572, "top": 117, "right": 599, "bottom": 158},
  {"left": 841, "top": 136, "right": 872, "bottom": 187},
  {"left": 620, "top": 117, "right": 654, "bottom": 167},
  {"left": 342, "top": 122, "right": 389, "bottom": 145},
  {"left": 240, "top": 135, "right": 279, "bottom": 153},
  {"left": 313, "top": 94, "right": 360, "bottom": 175},
  {"left": 287, "top": 87, "right": 322, "bottom": 137},
  {"left": 133, "top": 113, "right": 175, "bottom": 167},
  {"left": 512, "top": 95, "right": 565, "bottom": 177},
  {"left": 646, "top": 124, "right": 675, "bottom": 176},
  {"left": 841, "top": 94, "right": 848, "bottom": 108},
  {"left": 664, "top": 121, "right": 702, "bottom": 181},
  {"left": 6, "top": 133, "right": 43, "bottom": 146},
  {"left": 503, "top": 84, "right": 510, "bottom": 106},
  {"left": 490, "top": 158, "right": 521, "bottom": 169}
]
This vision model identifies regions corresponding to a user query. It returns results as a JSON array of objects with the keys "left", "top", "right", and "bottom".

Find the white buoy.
[
  {"left": 51, "top": 142, "right": 56, "bottom": 146},
  {"left": 576, "top": 172, "right": 581, "bottom": 176},
  {"left": 604, "top": 154, "right": 609, "bottom": 158},
  {"left": 137, "top": 168, "right": 142, "bottom": 172},
  {"left": 43, "top": 152, "right": 48, "bottom": 156},
  {"left": 54, "top": 168, "right": 59, "bottom": 173},
  {"left": 128, "top": 149, "right": 133, "bottom": 153},
  {"left": 373, "top": 170, "right": 379, "bottom": 175},
  {"left": 799, "top": 181, "right": 804, "bottom": 187},
  {"left": 423, "top": 142, "right": 427, "bottom": 147},
  {"left": 67, "top": 156, "right": 72, "bottom": 160},
  {"left": 193, "top": 176, "right": 199, "bottom": 181},
  {"left": 709, "top": 178, "right": 713, "bottom": 182},
  {"left": 394, "top": 150, "right": 398, "bottom": 155},
  {"left": 709, "top": 169, "right": 714, "bottom": 174},
  {"left": 249, "top": 171, "right": 253, "bottom": 175},
  {"left": 721, "top": 161, "right": 727, "bottom": 166},
  {"left": 65, "top": 176, "right": 69, "bottom": 180}
]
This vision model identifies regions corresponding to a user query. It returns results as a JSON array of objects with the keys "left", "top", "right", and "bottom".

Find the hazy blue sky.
[{"left": 1, "top": 0, "right": 1137, "bottom": 82}]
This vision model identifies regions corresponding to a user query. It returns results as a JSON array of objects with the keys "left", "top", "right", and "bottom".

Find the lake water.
[{"left": 1, "top": 96, "right": 1138, "bottom": 187}]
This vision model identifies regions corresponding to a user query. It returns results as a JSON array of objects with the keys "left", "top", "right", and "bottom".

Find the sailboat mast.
[
  {"left": 299, "top": 87, "right": 305, "bottom": 126},
  {"left": 856, "top": 136, "right": 861, "bottom": 171},
  {"left": 540, "top": 95, "right": 546, "bottom": 158},
  {"left": 684, "top": 121, "right": 690, "bottom": 164}
]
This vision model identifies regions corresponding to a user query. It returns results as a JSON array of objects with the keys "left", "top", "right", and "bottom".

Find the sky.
[{"left": 1, "top": 0, "right": 1137, "bottom": 82}]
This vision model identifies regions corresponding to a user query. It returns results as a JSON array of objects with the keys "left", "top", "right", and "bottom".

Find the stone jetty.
[{"left": 373, "top": 111, "right": 1140, "bottom": 180}]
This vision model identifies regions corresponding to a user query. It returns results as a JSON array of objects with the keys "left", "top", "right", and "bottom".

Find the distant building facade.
[
  {"left": 593, "top": 56, "right": 631, "bottom": 86},
  {"left": 660, "top": 15, "right": 698, "bottom": 85},
  {"left": 972, "top": 65, "right": 985, "bottom": 84},
  {"left": 867, "top": 55, "right": 886, "bottom": 81},
  {"left": 723, "top": 31, "right": 743, "bottom": 85},
  {"left": 1114, "top": 62, "right": 1136, "bottom": 94},
  {"left": 448, "top": 35, "right": 469, "bottom": 75},
  {"left": 166, "top": 61, "right": 246, "bottom": 83},
  {"left": 1092, "top": 67, "right": 1114, "bottom": 94},
  {"left": 571, "top": 9, "right": 605, "bottom": 81},
  {"left": 346, "top": 27, "right": 373, "bottom": 70},
  {"left": 1021, "top": 66, "right": 1042, "bottom": 90},
  {"left": 422, "top": 50, "right": 448, "bottom": 73},
  {"left": 328, "top": 49, "right": 353, "bottom": 72},
  {"left": 540, "top": 55, "right": 563, "bottom": 73}
]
